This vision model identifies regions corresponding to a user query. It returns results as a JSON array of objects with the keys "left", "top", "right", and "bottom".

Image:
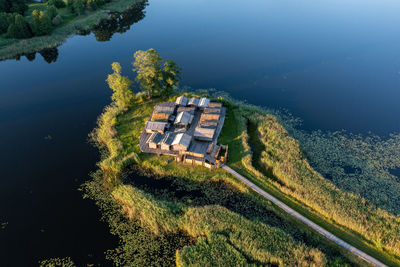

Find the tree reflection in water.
[
  {"left": 92, "top": 0, "right": 148, "bottom": 42},
  {"left": 7, "top": 0, "right": 148, "bottom": 63}
]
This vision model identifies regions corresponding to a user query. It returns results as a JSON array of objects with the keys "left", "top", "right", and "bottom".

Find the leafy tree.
[
  {"left": 132, "top": 49, "right": 181, "bottom": 98},
  {"left": 86, "top": 0, "right": 98, "bottom": 10},
  {"left": 162, "top": 59, "right": 182, "bottom": 96},
  {"left": 0, "top": 12, "right": 13, "bottom": 34},
  {"left": 47, "top": 0, "right": 66, "bottom": 8},
  {"left": 66, "top": 0, "right": 74, "bottom": 11},
  {"left": 46, "top": 5, "right": 57, "bottom": 19},
  {"left": 132, "top": 49, "right": 162, "bottom": 98},
  {"left": 31, "top": 10, "right": 52, "bottom": 36},
  {"left": 6, "top": 13, "right": 31, "bottom": 39},
  {"left": 106, "top": 62, "right": 135, "bottom": 109},
  {"left": 73, "top": 0, "right": 86, "bottom": 15},
  {"left": 0, "top": 0, "right": 27, "bottom": 14}
]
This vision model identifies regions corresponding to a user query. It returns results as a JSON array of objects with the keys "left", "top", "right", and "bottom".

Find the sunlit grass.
[{"left": 85, "top": 91, "right": 364, "bottom": 266}]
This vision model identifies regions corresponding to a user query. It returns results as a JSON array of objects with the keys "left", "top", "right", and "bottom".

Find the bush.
[
  {"left": 47, "top": 0, "right": 66, "bottom": 8},
  {"left": 46, "top": 5, "right": 57, "bottom": 19},
  {"left": 0, "top": 12, "right": 13, "bottom": 34},
  {"left": 51, "top": 14, "right": 62, "bottom": 26},
  {"left": 0, "top": 0, "right": 27, "bottom": 14},
  {"left": 6, "top": 13, "right": 31, "bottom": 39},
  {"left": 31, "top": 10, "right": 52, "bottom": 36}
]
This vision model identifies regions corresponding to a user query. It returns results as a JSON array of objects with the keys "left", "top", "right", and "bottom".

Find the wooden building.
[
  {"left": 154, "top": 103, "right": 175, "bottom": 114},
  {"left": 204, "top": 107, "right": 221, "bottom": 114},
  {"left": 172, "top": 132, "right": 192, "bottom": 151},
  {"left": 200, "top": 112, "right": 220, "bottom": 121},
  {"left": 145, "top": 121, "right": 169, "bottom": 134},
  {"left": 194, "top": 127, "right": 215, "bottom": 141},
  {"left": 188, "top": 97, "right": 199, "bottom": 107},
  {"left": 151, "top": 112, "right": 170, "bottom": 121},
  {"left": 175, "top": 111, "right": 194, "bottom": 126},
  {"left": 177, "top": 106, "right": 196, "bottom": 114},
  {"left": 198, "top": 119, "right": 218, "bottom": 129},
  {"left": 199, "top": 97, "right": 210, "bottom": 109},
  {"left": 183, "top": 141, "right": 208, "bottom": 158},
  {"left": 160, "top": 132, "right": 175, "bottom": 151},
  {"left": 146, "top": 132, "right": 164, "bottom": 149},
  {"left": 175, "top": 95, "right": 188, "bottom": 106},
  {"left": 208, "top": 102, "right": 222, "bottom": 108}
]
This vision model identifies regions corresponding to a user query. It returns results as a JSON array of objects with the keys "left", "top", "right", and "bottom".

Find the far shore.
[{"left": 0, "top": 0, "right": 143, "bottom": 61}]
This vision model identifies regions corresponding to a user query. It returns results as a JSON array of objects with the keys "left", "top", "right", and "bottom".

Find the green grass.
[
  {"left": 84, "top": 92, "right": 380, "bottom": 266},
  {"left": 218, "top": 101, "right": 400, "bottom": 266},
  {"left": 0, "top": 0, "right": 143, "bottom": 60}
]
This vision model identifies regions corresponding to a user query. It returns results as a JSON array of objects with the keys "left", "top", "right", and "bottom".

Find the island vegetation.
[
  {"left": 80, "top": 48, "right": 400, "bottom": 266},
  {"left": 0, "top": 0, "right": 146, "bottom": 60}
]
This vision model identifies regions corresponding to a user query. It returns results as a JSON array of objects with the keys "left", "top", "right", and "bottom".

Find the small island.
[
  {"left": 140, "top": 95, "right": 228, "bottom": 169},
  {"left": 81, "top": 49, "right": 400, "bottom": 266}
]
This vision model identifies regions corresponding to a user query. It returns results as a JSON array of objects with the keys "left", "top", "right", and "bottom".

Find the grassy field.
[
  {"left": 217, "top": 97, "right": 400, "bottom": 266},
  {"left": 0, "top": 0, "right": 143, "bottom": 60},
  {"left": 82, "top": 91, "right": 389, "bottom": 266}
]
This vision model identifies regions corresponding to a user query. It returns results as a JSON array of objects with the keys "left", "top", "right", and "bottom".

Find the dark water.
[{"left": 1, "top": 0, "right": 400, "bottom": 265}]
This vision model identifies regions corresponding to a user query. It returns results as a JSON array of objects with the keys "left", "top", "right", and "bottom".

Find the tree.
[
  {"left": 106, "top": 62, "right": 135, "bottom": 109},
  {"left": 86, "top": 0, "right": 98, "bottom": 10},
  {"left": 6, "top": 13, "right": 31, "bottom": 39},
  {"left": 73, "top": 0, "right": 86, "bottom": 15},
  {"left": 47, "top": 0, "right": 66, "bottom": 8},
  {"left": 0, "top": 12, "right": 13, "bottom": 34},
  {"left": 0, "top": 0, "right": 27, "bottom": 14},
  {"left": 31, "top": 10, "right": 52, "bottom": 36},
  {"left": 132, "top": 48, "right": 181, "bottom": 98},
  {"left": 47, "top": 5, "right": 57, "bottom": 20},
  {"left": 132, "top": 49, "right": 163, "bottom": 99},
  {"left": 162, "top": 59, "right": 182, "bottom": 96}
]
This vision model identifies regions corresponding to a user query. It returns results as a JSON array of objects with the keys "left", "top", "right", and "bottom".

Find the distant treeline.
[{"left": 0, "top": 0, "right": 112, "bottom": 39}]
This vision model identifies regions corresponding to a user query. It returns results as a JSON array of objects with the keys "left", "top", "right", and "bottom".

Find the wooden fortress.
[{"left": 139, "top": 96, "right": 228, "bottom": 168}]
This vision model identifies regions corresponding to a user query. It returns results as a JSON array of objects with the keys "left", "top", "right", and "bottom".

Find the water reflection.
[
  {"left": 92, "top": 0, "right": 148, "bottom": 42},
  {"left": 7, "top": 0, "right": 148, "bottom": 63}
]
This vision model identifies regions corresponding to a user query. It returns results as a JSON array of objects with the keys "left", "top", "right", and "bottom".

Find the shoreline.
[
  {"left": 0, "top": 0, "right": 144, "bottom": 61},
  {"left": 83, "top": 90, "right": 400, "bottom": 266}
]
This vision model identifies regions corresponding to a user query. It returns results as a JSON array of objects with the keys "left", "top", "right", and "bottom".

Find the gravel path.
[{"left": 222, "top": 165, "right": 386, "bottom": 267}]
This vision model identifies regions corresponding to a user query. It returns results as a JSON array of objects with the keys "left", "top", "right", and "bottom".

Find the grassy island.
[
  {"left": 0, "top": 0, "right": 144, "bottom": 60},
  {"left": 82, "top": 50, "right": 400, "bottom": 266}
]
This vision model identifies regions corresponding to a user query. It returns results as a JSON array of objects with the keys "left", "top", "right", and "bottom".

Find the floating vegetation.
[
  {"left": 292, "top": 130, "right": 400, "bottom": 215},
  {"left": 1, "top": 222, "right": 8, "bottom": 230},
  {"left": 38, "top": 257, "right": 75, "bottom": 267}
]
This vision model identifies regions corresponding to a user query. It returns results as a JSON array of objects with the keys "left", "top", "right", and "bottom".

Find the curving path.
[{"left": 222, "top": 165, "right": 387, "bottom": 267}]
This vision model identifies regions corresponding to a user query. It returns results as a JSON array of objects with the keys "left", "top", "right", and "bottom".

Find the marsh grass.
[
  {"left": 84, "top": 92, "right": 365, "bottom": 266},
  {"left": 219, "top": 102, "right": 400, "bottom": 262},
  {"left": 0, "top": 0, "right": 143, "bottom": 60}
]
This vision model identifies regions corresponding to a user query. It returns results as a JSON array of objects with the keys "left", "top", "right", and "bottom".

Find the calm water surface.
[{"left": 1, "top": 0, "right": 400, "bottom": 265}]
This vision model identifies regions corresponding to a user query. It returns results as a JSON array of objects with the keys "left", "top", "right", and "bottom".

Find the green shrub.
[
  {"left": 6, "top": 13, "right": 31, "bottom": 39},
  {"left": 47, "top": 0, "right": 66, "bottom": 8},
  {"left": 51, "top": 14, "right": 62, "bottom": 26}
]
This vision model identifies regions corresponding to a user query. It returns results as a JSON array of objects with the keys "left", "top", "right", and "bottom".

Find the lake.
[{"left": 1, "top": 0, "right": 399, "bottom": 265}]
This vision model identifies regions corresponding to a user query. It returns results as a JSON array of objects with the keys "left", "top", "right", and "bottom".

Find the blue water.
[{"left": 0, "top": 0, "right": 399, "bottom": 264}]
